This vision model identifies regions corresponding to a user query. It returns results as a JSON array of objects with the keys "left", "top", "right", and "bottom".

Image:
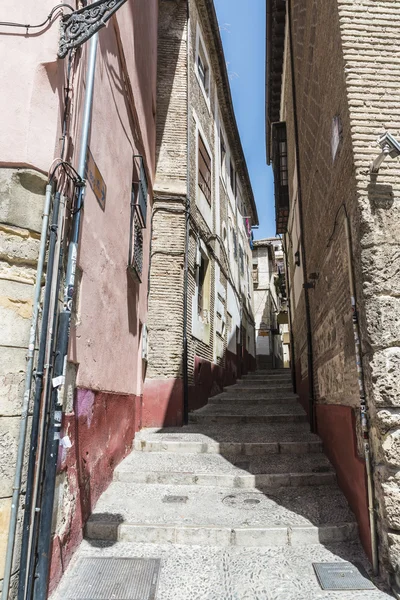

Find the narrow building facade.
[
  {"left": 267, "top": 0, "right": 400, "bottom": 588},
  {"left": 0, "top": 2, "right": 158, "bottom": 594},
  {"left": 144, "top": 0, "right": 258, "bottom": 427}
]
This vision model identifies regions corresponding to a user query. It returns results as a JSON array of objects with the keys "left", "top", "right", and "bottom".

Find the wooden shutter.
[{"left": 198, "top": 134, "right": 212, "bottom": 204}]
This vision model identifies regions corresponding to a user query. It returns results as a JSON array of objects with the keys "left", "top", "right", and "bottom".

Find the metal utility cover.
[
  {"left": 313, "top": 562, "right": 375, "bottom": 591},
  {"left": 162, "top": 495, "right": 188, "bottom": 504},
  {"left": 68, "top": 557, "right": 161, "bottom": 600}
]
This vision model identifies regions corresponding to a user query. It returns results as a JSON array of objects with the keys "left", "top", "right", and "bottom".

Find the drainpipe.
[
  {"left": 287, "top": 0, "right": 316, "bottom": 431},
  {"left": 281, "top": 237, "right": 296, "bottom": 390},
  {"left": 1, "top": 184, "right": 52, "bottom": 600},
  {"left": 17, "top": 191, "right": 62, "bottom": 600},
  {"left": 343, "top": 211, "right": 378, "bottom": 576},
  {"left": 32, "top": 33, "right": 98, "bottom": 600},
  {"left": 182, "top": 2, "right": 191, "bottom": 425}
]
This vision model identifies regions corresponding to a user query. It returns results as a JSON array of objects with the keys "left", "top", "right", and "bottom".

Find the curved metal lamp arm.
[{"left": 58, "top": 0, "right": 128, "bottom": 57}]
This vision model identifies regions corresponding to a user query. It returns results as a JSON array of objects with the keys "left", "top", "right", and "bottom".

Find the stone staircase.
[
  {"left": 53, "top": 369, "right": 392, "bottom": 599},
  {"left": 85, "top": 369, "right": 359, "bottom": 547}
]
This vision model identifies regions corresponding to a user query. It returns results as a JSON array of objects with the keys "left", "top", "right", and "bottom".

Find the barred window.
[
  {"left": 128, "top": 156, "right": 147, "bottom": 283},
  {"left": 128, "top": 213, "right": 143, "bottom": 282}
]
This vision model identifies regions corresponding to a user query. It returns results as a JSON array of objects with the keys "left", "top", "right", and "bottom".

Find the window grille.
[
  {"left": 272, "top": 122, "right": 289, "bottom": 234},
  {"left": 132, "top": 155, "right": 148, "bottom": 228},
  {"left": 128, "top": 155, "right": 147, "bottom": 282}
]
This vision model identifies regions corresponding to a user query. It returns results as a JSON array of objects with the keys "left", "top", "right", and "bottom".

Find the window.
[
  {"left": 220, "top": 129, "right": 226, "bottom": 180},
  {"left": 229, "top": 160, "right": 236, "bottom": 196},
  {"left": 239, "top": 244, "right": 244, "bottom": 275},
  {"left": 252, "top": 263, "right": 259, "bottom": 286},
  {"left": 195, "top": 25, "right": 210, "bottom": 102},
  {"left": 198, "top": 133, "right": 212, "bottom": 204},
  {"left": 197, "top": 47, "right": 209, "bottom": 94},
  {"left": 272, "top": 122, "right": 289, "bottom": 234},
  {"left": 196, "top": 250, "right": 210, "bottom": 322},
  {"left": 197, "top": 255, "right": 207, "bottom": 316},
  {"left": 232, "top": 228, "right": 238, "bottom": 260},
  {"left": 128, "top": 156, "right": 148, "bottom": 282}
]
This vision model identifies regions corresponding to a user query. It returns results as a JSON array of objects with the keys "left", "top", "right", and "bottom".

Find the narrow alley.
[
  {"left": 52, "top": 369, "right": 391, "bottom": 599},
  {"left": 2, "top": 0, "right": 400, "bottom": 598}
]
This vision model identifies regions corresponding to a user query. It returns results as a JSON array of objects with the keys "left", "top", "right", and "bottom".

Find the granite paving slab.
[
  {"left": 134, "top": 423, "right": 320, "bottom": 444},
  {"left": 115, "top": 451, "right": 333, "bottom": 477},
  {"left": 51, "top": 541, "right": 392, "bottom": 600},
  {"left": 191, "top": 403, "right": 306, "bottom": 416},
  {"left": 87, "top": 482, "right": 355, "bottom": 529}
]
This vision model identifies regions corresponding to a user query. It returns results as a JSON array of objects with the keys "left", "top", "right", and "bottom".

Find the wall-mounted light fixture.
[
  {"left": 371, "top": 131, "right": 400, "bottom": 173},
  {"left": 294, "top": 250, "right": 300, "bottom": 267}
]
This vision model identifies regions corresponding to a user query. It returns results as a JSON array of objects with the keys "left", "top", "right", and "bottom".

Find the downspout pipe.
[
  {"left": 182, "top": 2, "right": 190, "bottom": 425},
  {"left": 17, "top": 191, "right": 62, "bottom": 600},
  {"left": 32, "top": 33, "right": 98, "bottom": 600},
  {"left": 343, "top": 211, "right": 378, "bottom": 576},
  {"left": 287, "top": 0, "right": 316, "bottom": 431},
  {"left": 281, "top": 237, "right": 296, "bottom": 391},
  {"left": 1, "top": 184, "right": 52, "bottom": 600}
]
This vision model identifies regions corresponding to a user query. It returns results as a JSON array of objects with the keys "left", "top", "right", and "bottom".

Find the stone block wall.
[
  {"left": 0, "top": 168, "right": 47, "bottom": 586},
  {"left": 337, "top": 0, "right": 400, "bottom": 587},
  {"left": 281, "top": 0, "right": 400, "bottom": 583},
  {"left": 282, "top": 0, "right": 372, "bottom": 557}
]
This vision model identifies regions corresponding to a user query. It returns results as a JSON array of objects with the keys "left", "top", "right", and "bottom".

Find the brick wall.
[
  {"left": 146, "top": 0, "right": 256, "bottom": 420},
  {"left": 282, "top": 0, "right": 400, "bottom": 583}
]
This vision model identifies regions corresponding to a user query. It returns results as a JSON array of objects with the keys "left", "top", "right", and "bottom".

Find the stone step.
[
  {"left": 223, "top": 386, "right": 295, "bottom": 395},
  {"left": 247, "top": 376, "right": 291, "bottom": 381},
  {"left": 53, "top": 540, "right": 388, "bottom": 600},
  {"left": 209, "top": 393, "right": 298, "bottom": 405},
  {"left": 230, "top": 381, "right": 293, "bottom": 394},
  {"left": 134, "top": 424, "right": 323, "bottom": 455},
  {"left": 189, "top": 403, "right": 307, "bottom": 425},
  {"left": 86, "top": 482, "right": 358, "bottom": 547},
  {"left": 114, "top": 451, "right": 335, "bottom": 488}
]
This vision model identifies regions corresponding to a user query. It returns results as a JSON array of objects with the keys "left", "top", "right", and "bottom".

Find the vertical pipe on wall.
[
  {"left": 281, "top": 237, "right": 296, "bottom": 391},
  {"left": 343, "top": 212, "right": 378, "bottom": 576},
  {"left": 1, "top": 184, "right": 52, "bottom": 600},
  {"left": 17, "top": 191, "right": 62, "bottom": 600},
  {"left": 32, "top": 33, "right": 98, "bottom": 600},
  {"left": 182, "top": 0, "right": 191, "bottom": 425},
  {"left": 286, "top": 0, "right": 316, "bottom": 431}
]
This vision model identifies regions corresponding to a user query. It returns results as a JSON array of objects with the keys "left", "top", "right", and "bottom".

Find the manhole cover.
[
  {"left": 223, "top": 492, "right": 264, "bottom": 509},
  {"left": 68, "top": 557, "right": 161, "bottom": 599},
  {"left": 162, "top": 495, "right": 188, "bottom": 504},
  {"left": 313, "top": 562, "right": 375, "bottom": 590}
]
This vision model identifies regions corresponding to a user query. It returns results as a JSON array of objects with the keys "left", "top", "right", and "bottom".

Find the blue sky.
[{"left": 214, "top": 0, "right": 275, "bottom": 239}]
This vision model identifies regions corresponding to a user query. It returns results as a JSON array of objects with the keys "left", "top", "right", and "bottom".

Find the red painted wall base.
[
  {"left": 316, "top": 403, "right": 372, "bottom": 562},
  {"left": 49, "top": 388, "right": 140, "bottom": 594}
]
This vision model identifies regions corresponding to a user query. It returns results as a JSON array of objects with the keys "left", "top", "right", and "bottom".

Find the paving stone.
[
  {"left": 52, "top": 368, "right": 382, "bottom": 598},
  {"left": 114, "top": 451, "right": 334, "bottom": 487},
  {"left": 51, "top": 541, "right": 392, "bottom": 600}
]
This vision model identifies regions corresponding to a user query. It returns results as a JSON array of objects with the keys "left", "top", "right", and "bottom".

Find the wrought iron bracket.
[{"left": 58, "top": 0, "right": 128, "bottom": 58}]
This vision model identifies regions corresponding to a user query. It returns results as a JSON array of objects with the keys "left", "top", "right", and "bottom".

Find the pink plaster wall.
[
  {"left": 0, "top": 2, "right": 63, "bottom": 171},
  {"left": 1, "top": 2, "right": 158, "bottom": 396}
]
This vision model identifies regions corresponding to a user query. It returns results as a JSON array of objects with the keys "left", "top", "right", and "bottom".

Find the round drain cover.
[{"left": 223, "top": 492, "right": 264, "bottom": 509}]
